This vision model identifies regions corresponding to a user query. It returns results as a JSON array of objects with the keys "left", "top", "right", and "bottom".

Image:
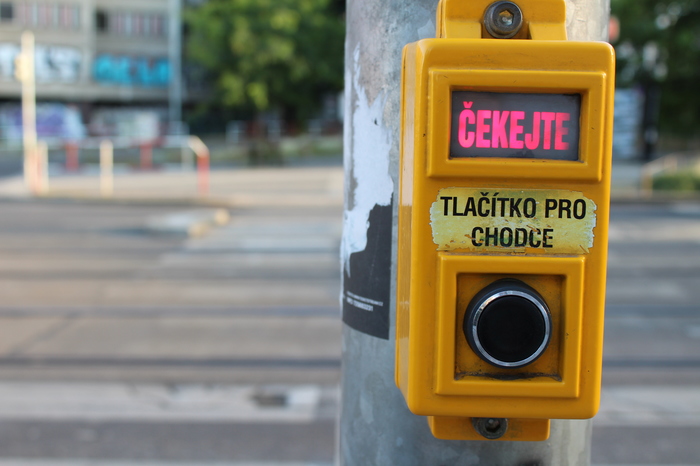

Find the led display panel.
[{"left": 450, "top": 91, "right": 581, "bottom": 161}]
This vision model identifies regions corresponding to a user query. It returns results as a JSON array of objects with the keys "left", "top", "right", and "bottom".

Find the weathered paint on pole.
[{"left": 339, "top": 0, "right": 609, "bottom": 464}]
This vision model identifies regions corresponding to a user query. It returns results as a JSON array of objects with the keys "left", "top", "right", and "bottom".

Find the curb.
[{"left": 610, "top": 192, "right": 700, "bottom": 204}]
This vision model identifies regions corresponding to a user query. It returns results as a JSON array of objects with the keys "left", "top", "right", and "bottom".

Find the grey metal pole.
[
  {"left": 339, "top": 1, "right": 610, "bottom": 464},
  {"left": 168, "top": 0, "right": 182, "bottom": 128},
  {"left": 18, "top": 31, "right": 37, "bottom": 192}
]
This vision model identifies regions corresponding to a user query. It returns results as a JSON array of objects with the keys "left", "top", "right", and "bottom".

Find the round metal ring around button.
[{"left": 464, "top": 278, "right": 552, "bottom": 369}]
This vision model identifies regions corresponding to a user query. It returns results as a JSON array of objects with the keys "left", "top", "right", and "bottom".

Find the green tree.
[
  {"left": 612, "top": 0, "right": 700, "bottom": 136},
  {"left": 184, "top": 0, "right": 344, "bottom": 124}
]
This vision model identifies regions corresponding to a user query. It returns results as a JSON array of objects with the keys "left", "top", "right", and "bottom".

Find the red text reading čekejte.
[{"left": 457, "top": 101, "right": 573, "bottom": 151}]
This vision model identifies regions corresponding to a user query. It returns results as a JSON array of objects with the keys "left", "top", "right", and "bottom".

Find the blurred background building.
[{"left": 0, "top": 0, "right": 179, "bottom": 143}]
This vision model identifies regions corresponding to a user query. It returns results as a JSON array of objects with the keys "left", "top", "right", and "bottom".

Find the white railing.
[
  {"left": 29, "top": 136, "right": 210, "bottom": 197},
  {"left": 639, "top": 151, "right": 700, "bottom": 196}
]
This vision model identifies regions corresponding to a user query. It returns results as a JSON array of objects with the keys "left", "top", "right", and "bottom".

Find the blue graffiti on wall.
[{"left": 93, "top": 55, "right": 170, "bottom": 87}]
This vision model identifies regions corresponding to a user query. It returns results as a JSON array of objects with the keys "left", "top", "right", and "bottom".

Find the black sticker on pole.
[{"left": 342, "top": 201, "right": 392, "bottom": 340}]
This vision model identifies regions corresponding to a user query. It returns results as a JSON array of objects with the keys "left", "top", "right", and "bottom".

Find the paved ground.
[
  {"left": 593, "top": 202, "right": 700, "bottom": 465},
  {"left": 0, "top": 163, "right": 697, "bottom": 464},
  {"left": 1, "top": 160, "right": 645, "bottom": 203},
  {"left": 0, "top": 166, "right": 343, "bottom": 464},
  {"left": 0, "top": 164, "right": 344, "bottom": 207}
]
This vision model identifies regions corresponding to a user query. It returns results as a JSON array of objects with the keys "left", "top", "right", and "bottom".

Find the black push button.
[{"left": 464, "top": 279, "right": 551, "bottom": 368}]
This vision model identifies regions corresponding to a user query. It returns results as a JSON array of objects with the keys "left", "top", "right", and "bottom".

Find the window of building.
[
  {"left": 29, "top": 2, "right": 37, "bottom": 25},
  {"left": 113, "top": 12, "right": 124, "bottom": 34},
  {"left": 151, "top": 14, "right": 164, "bottom": 37},
  {"left": 51, "top": 3, "right": 59, "bottom": 26},
  {"left": 94, "top": 10, "right": 166, "bottom": 37},
  {"left": 37, "top": 2, "right": 48, "bottom": 26},
  {"left": 0, "top": 2, "right": 14, "bottom": 21},
  {"left": 132, "top": 13, "right": 141, "bottom": 35},
  {"left": 123, "top": 13, "right": 132, "bottom": 36},
  {"left": 15, "top": 2, "right": 80, "bottom": 29},
  {"left": 72, "top": 4, "right": 80, "bottom": 28},
  {"left": 95, "top": 9, "right": 107, "bottom": 32},
  {"left": 142, "top": 13, "right": 151, "bottom": 36}
]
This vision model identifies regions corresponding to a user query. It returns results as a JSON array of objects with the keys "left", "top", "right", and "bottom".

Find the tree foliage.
[
  {"left": 184, "top": 0, "right": 344, "bottom": 123},
  {"left": 612, "top": 0, "right": 700, "bottom": 135}
]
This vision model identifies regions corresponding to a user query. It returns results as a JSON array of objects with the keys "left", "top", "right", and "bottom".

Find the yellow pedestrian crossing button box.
[{"left": 395, "top": 0, "right": 615, "bottom": 441}]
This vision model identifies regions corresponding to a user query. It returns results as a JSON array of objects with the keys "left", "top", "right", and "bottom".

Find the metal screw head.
[
  {"left": 472, "top": 417, "right": 509, "bottom": 440},
  {"left": 499, "top": 10, "right": 514, "bottom": 27},
  {"left": 484, "top": 1, "right": 523, "bottom": 39}
]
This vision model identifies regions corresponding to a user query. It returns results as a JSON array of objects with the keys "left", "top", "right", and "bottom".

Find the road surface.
[{"left": 0, "top": 188, "right": 697, "bottom": 464}]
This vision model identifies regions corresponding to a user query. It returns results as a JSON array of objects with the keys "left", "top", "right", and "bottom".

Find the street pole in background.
[
  {"left": 16, "top": 31, "right": 36, "bottom": 192},
  {"left": 339, "top": 1, "right": 610, "bottom": 464},
  {"left": 168, "top": 0, "right": 183, "bottom": 131}
]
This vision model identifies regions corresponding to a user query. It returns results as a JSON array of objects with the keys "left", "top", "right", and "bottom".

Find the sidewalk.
[
  {"left": 0, "top": 160, "right": 653, "bottom": 206},
  {"left": 610, "top": 161, "right": 645, "bottom": 200},
  {"left": 0, "top": 164, "right": 345, "bottom": 208}
]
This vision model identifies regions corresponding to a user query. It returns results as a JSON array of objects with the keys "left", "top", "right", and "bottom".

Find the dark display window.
[
  {"left": 0, "top": 2, "right": 13, "bottom": 21},
  {"left": 450, "top": 91, "right": 581, "bottom": 161}
]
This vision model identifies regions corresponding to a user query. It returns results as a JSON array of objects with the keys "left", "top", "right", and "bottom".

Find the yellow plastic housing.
[{"left": 396, "top": 38, "right": 615, "bottom": 425}]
